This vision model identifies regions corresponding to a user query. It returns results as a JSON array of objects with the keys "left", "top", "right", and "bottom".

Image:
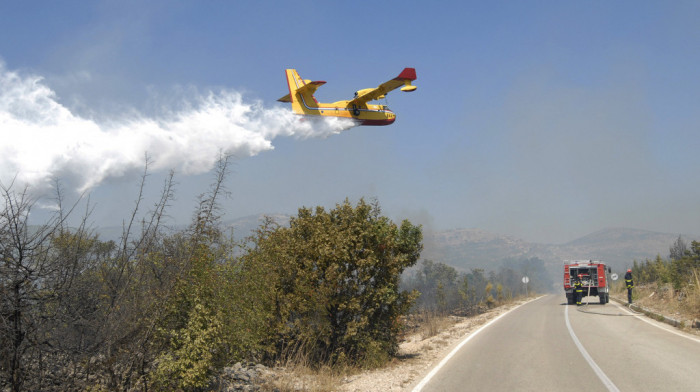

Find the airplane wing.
[{"left": 349, "top": 68, "right": 417, "bottom": 105}]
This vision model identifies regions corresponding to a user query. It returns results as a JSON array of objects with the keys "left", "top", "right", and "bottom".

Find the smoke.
[{"left": 0, "top": 62, "right": 356, "bottom": 193}]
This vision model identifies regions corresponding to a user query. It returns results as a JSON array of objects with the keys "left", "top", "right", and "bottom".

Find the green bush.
[{"left": 240, "top": 199, "right": 422, "bottom": 367}]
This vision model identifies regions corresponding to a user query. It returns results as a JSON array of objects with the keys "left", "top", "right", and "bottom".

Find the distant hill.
[
  {"left": 421, "top": 228, "right": 541, "bottom": 268},
  {"left": 221, "top": 217, "right": 697, "bottom": 275},
  {"left": 556, "top": 228, "right": 688, "bottom": 268},
  {"left": 422, "top": 227, "right": 698, "bottom": 274}
]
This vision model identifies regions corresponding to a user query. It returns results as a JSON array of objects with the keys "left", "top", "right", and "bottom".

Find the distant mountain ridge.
[{"left": 422, "top": 226, "right": 698, "bottom": 273}]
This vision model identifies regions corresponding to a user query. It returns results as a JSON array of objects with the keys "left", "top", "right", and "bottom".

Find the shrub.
[{"left": 241, "top": 199, "right": 422, "bottom": 367}]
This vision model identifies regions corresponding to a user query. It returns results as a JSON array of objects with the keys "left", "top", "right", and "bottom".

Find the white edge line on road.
[
  {"left": 615, "top": 303, "right": 700, "bottom": 344},
  {"left": 565, "top": 305, "right": 620, "bottom": 392},
  {"left": 411, "top": 296, "right": 542, "bottom": 392}
]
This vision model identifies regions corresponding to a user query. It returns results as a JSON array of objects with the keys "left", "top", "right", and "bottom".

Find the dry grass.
[
  {"left": 256, "top": 312, "right": 457, "bottom": 391},
  {"left": 259, "top": 301, "right": 523, "bottom": 391},
  {"left": 257, "top": 348, "right": 352, "bottom": 392},
  {"left": 617, "top": 269, "right": 700, "bottom": 332},
  {"left": 259, "top": 360, "right": 350, "bottom": 392},
  {"left": 685, "top": 269, "right": 700, "bottom": 320},
  {"left": 415, "top": 311, "right": 458, "bottom": 340}
]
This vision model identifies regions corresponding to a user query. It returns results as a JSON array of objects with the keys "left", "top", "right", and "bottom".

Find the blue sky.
[{"left": 1, "top": 1, "right": 699, "bottom": 243}]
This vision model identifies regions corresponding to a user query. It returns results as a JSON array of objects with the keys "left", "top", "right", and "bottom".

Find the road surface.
[{"left": 413, "top": 294, "right": 700, "bottom": 391}]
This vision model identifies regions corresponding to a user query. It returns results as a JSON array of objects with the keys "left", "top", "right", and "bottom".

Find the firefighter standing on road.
[
  {"left": 574, "top": 274, "right": 584, "bottom": 306},
  {"left": 625, "top": 269, "right": 634, "bottom": 304}
]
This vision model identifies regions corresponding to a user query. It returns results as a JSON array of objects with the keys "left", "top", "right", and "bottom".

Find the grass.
[
  {"left": 256, "top": 300, "right": 524, "bottom": 391},
  {"left": 686, "top": 269, "right": 700, "bottom": 320},
  {"left": 255, "top": 311, "right": 457, "bottom": 391},
  {"left": 616, "top": 268, "right": 700, "bottom": 332},
  {"left": 259, "top": 358, "right": 348, "bottom": 392},
  {"left": 414, "top": 311, "right": 457, "bottom": 340}
]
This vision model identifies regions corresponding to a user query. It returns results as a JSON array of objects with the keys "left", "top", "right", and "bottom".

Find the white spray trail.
[{"left": 0, "top": 62, "right": 356, "bottom": 193}]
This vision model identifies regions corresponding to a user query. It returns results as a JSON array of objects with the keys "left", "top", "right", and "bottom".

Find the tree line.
[
  {"left": 0, "top": 159, "right": 422, "bottom": 391},
  {"left": 631, "top": 236, "right": 700, "bottom": 293},
  {"left": 402, "top": 256, "right": 553, "bottom": 315}
]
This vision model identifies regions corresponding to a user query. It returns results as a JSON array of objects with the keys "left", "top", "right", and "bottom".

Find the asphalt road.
[{"left": 413, "top": 294, "right": 700, "bottom": 391}]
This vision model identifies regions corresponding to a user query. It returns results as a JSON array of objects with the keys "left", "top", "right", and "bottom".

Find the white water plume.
[{"left": 0, "top": 62, "right": 356, "bottom": 193}]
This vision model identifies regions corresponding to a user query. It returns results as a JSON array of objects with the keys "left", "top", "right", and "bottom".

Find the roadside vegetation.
[
  {"left": 400, "top": 257, "right": 551, "bottom": 338},
  {"left": 1, "top": 156, "right": 556, "bottom": 391},
  {"left": 403, "top": 257, "right": 552, "bottom": 314},
  {"left": 0, "top": 157, "right": 424, "bottom": 391},
  {"left": 620, "top": 236, "right": 700, "bottom": 326}
]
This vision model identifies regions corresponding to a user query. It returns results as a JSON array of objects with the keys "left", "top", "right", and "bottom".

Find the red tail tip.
[{"left": 397, "top": 68, "right": 417, "bottom": 81}]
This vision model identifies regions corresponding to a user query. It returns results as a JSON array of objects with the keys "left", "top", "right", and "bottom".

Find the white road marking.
[
  {"left": 615, "top": 303, "right": 700, "bottom": 344},
  {"left": 565, "top": 305, "right": 620, "bottom": 392},
  {"left": 411, "top": 297, "right": 542, "bottom": 392}
]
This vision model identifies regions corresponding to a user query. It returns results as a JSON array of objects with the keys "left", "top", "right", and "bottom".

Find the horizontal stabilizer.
[{"left": 278, "top": 80, "right": 326, "bottom": 102}]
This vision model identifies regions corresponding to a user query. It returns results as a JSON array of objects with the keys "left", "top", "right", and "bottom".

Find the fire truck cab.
[{"left": 564, "top": 260, "right": 612, "bottom": 305}]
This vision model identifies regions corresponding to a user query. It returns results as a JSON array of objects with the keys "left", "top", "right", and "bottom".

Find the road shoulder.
[{"left": 339, "top": 297, "right": 542, "bottom": 392}]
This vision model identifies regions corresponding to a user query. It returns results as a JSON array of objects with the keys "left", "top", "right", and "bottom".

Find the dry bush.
[
  {"left": 260, "top": 362, "right": 346, "bottom": 392},
  {"left": 416, "top": 311, "right": 455, "bottom": 340},
  {"left": 683, "top": 269, "right": 700, "bottom": 320}
]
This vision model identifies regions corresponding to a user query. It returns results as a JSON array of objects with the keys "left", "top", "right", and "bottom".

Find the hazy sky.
[{"left": 1, "top": 1, "right": 699, "bottom": 244}]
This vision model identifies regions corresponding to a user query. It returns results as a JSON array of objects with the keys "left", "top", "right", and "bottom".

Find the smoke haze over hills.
[{"left": 420, "top": 226, "right": 699, "bottom": 288}]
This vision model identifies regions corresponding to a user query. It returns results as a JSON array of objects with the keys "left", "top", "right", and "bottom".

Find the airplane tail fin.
[{"left": 278, "top": 69, "right": 325, "bottom": 114}]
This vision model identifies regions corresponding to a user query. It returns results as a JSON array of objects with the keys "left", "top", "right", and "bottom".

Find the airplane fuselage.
[
  {"left": 279, "top": 68, "right": 415, "bottom": 126},
  {"left": 300, "top": 98, "right": 396, "bottom": 126}
]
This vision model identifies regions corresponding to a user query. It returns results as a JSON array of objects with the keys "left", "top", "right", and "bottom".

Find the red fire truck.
[{"left": 564, "top": 260, "right": 612, "bottom": 305}]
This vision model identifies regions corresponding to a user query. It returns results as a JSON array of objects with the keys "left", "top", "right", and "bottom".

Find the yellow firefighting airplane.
[{"left": 278, "top": 68, "right": 417, "bottom": 126}]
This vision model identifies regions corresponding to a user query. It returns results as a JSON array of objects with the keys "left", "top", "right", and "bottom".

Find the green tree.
[
  {"left": 242, "top": 199, "right": 422, "bottom": 366},
  {"left": 407, "top": 260, "right": 460, "bottom": 311}
]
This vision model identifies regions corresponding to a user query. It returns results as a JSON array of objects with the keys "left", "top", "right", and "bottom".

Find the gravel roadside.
[{"left": 338, "top": 297, "right": 537, "bottom": 392}]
